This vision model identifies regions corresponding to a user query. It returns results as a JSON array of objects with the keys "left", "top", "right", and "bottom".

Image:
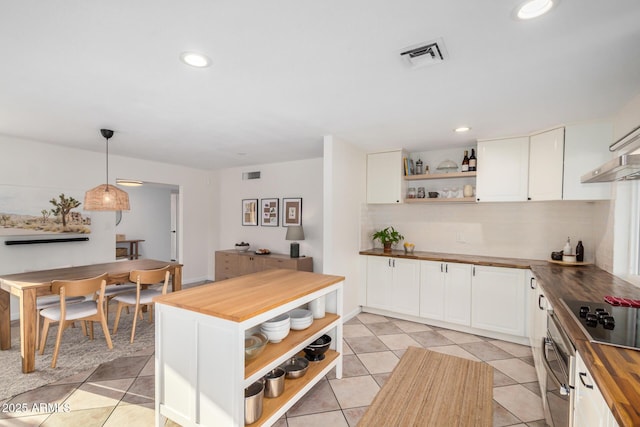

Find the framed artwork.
[
  {"left": 260, "top": 198, "right": 279, "bottom": 226},
  {"left": 282, "top": 198, "right": 302, "bottom": 226},
  {"left": 242, "top": 199, "right": 258, "bottom": 226}
]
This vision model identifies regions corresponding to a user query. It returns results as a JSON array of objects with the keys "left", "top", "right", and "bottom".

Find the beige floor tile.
[
  {"left": 50, "top": 368, "right": 96, "bottom": 386},
  {"left": 488, "top": 358, "right": 538, "bottom": 383},
  {"left": 329, "top": 376, "right": 380, "bottom": 409},
  {"left": 493, "top": 384, "right": 545, "bottom": 422},
  {"left": 357, "top": 351, "right": 399, "bottom": 374},
  {"left": 343, "top": 324, "right": 373, "bottom": 338},
  {"left": 490, "top": 340, "right": 533, "bottom": 357},
  {"left": 493, "top": 368, "right": 518, "bottom": 387},
  {"left": 0, "top": 414, "right": 49, "bottom": 426},
  {"left": 287, "top": 410, "right": 348, "bottom": 427},
  {"left": 438, "top": 329, "right": 485, "bottom": 344},
  {"left": 364, "top": 322, "right": 403, "bottom": 336},
  {"left": 342, "top": 340, "right": 354, "bottom": 355},
  {"left": 87, "top": 356, "right": 149, "bottom": 382},
  {"left": 2, "top": 383, "right": 79, "bottom": 418},
  {"left": 426, "top": 344, "right": 481, "bottom": 362},
  {"left": 342, "top": 406, "right": 368, "bottom": 427},
  {"left": 343, "top": 336, "right": 388, "bottom": 353},
  {"left": 377, "top": 333, "right": 421, "bottom": 351},
  {"left": 355, "top": 313, "right": 388, "bottom": 324},
  {"left": 408, "top": 330, "right": 454, "bottom": 348},
  {"left": 138, "top": 356, "right": 155, "bottom": 376},
  {"left": 121, "top": 375, "right": 154, "bottom": 405},
  {"left": 64, "top": 378, "right": 134, "bottom": 410},
  {"left": 272, "top": 418, "right": 288, "bottom": 427},
  {"left": 459, "top": 341, "right": 513, "bottom": 361},
  {"left": 493, "top": 400, "right": 521, "bottom": 427},
  {"left": 103, "top": 402, "right": 154, "bottom": 426},
  {"left": 391, "top": 319, "right": 432, "bottom": 333},
  {"left": 371, "top": 372, "right": 391, "bottom": 388},
  {"left": 41, "top": 406, "right": 113, "bottom": 427},
  {"left": 341, "top": 354, "right": 370, "bottom": 377},
  {"left": 343, "top": 317, "right": 362, "bottom": 326},
  {"left": 287, "top": 379, "right": 340, "bottom": 417}
]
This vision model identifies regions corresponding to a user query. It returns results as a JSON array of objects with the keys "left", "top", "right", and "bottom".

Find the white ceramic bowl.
[
  {"left": 289, "top": 309, "right": 313, "bottom": 320},
  {"left": 262, "top": 313, "right": 290, "bottom": 329},
  {"left": 290, "top": 319, "right": 313, "bottom": 331},
  {"left": 261, "top": 325, "right": 290, "bottom": 343},
  {"left": 261, "top": 323, "right": 290, "bottom": 332}
]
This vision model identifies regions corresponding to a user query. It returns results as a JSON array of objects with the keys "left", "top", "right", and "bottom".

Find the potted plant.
[{"left": 372, "top": 226, "right": 404, "bottom": 253}]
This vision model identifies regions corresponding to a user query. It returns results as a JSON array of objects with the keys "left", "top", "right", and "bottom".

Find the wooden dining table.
[{"left": 0, "top": 259, "right": 183, "bottom": 373}]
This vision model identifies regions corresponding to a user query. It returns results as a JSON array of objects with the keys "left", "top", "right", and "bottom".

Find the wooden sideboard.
[{"left": 215, "top": 250, "right": 313, "bottom": 281}]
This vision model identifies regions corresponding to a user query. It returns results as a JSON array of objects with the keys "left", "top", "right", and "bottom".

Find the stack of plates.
[
  {"left": 289, "top": 309, "right": 313, "bottom": 330},
  {"left": 261, "top": 313, "right": 291, "bottom": 343}
]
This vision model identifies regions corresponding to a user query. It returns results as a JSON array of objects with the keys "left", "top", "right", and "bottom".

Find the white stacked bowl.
[
  {"left": 289, "top": 309, "right": 313, "bottom": 330},
  {"left": 261, "top": 313, "right": 291, "bottom": 343}
]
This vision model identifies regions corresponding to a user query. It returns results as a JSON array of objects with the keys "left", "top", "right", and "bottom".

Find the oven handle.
[{"left": 541, "top": 337, "right": 571, "bottom": 396}]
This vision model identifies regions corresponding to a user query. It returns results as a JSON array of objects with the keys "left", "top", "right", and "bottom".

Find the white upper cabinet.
[
  {"left": 476, "top": 136, "right": 530, "bottom": 202},
  {"left": 367, "top": 150, "right": 405, "bottom": 204},
  {"left": 563, "top": 123, "right": 613, "bottom": 200},
  {"left": 528, "top": 127, "right": 565, "bottom": 201}
]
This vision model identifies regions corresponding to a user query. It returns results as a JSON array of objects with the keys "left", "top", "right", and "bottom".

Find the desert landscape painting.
[{"left": 0, "top": 186, "right": 91, "bottom": 236}]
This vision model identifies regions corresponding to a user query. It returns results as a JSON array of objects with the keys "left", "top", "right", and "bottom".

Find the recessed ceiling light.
[
  {"left": 515, "top": 0, "right": 556, "bottom": 20},
  {"left": 179, "top": 51, "right": 211, "bottom": 68},
  {"left": 454, "top": 127, "right": 471, "bottom": 133},
  {"left": 116, "top": 179, "right": 144, "bottom": 187}
]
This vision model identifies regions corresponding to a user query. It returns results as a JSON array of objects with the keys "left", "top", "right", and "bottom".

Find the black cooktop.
[{"left": 563, "top": 299, "right": 640, "bottom": 350}]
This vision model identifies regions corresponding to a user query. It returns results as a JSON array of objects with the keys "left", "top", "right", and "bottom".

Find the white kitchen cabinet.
[
  {"left": 367, "top": 150, "right": 405, "bottom": 204},
  {"left": 476, "top": 136, "right": 530, "bottom": 202},
  {"left": 154, "top": 270, "right": 344, "bottom": 427},
  {"left": 528, "top": 274, "right": 548, "bottom": 397},
  {"left": 528, "top": 127, "right": 565, "bottom": 201},
  {"left": 563, "top": 122, "right": 613, "bottom": 200},
  {"left": 471, "top": 265, "right": 527, "bottom": 336},
  {"left": 420, "top": 260, "right": 472, "bottom": 326},
  {"left": 574, "top": 352, "right": 619, "bottom": 427},
  {"left": 366, "top": 256, "right": 420, "bottom": 316}
]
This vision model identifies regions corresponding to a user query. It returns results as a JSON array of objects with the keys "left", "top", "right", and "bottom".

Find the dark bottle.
[
  {"left": 461, "top": 150, "right": 469, "bottom": 172},
  {"left": 469, "top": 149, "right": 477, "bottom": 171},
  {"left": 576, "top": 241, "right": 584, "bottom": 262}
]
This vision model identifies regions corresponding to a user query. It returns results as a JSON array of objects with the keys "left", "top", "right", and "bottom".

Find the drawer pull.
[{"left": 578, "top": 372, "right": 594, "bottom": 389}]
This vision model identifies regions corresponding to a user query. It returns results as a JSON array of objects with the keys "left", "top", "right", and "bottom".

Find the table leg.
[
  {"left": 19, "top": 288, "right": 37, "bottom": 373},
  {"left": 0, "top": 288, "right": 10, "bottom": 350},
  {"left": 172, "top": 266, "right": 182, "bottom": 292}
]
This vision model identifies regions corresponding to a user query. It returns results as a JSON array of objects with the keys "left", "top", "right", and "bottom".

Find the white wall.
[
  {"left": 0, "top": 135, "right": 214, "bottom": 318},
  {"left": 323, "top": 135, "right": 366, "bottom": 318},
  {"left": 363, "top": 201, "right": 609, "bottom": 263},
  {"left": 115, "top": 185, "right": 174, "bottom": 262},
  {"left": 216, "top": 158, "right": 324, "bottom": 271}
]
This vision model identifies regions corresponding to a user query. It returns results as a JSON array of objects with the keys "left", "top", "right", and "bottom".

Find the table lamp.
[{"left": 285, "top": 225, "right": 305, "bottom": 258}]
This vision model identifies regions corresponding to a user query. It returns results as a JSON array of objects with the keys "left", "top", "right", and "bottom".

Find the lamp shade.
[
  {"left": 285, "top": 225, "right": 305, "bottom": 241},
  {"left": 84, "top": 184, "right": 130, "bottom": 211}
]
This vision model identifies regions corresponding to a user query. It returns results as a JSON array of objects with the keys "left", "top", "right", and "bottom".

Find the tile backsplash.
[{"left": 362, "top": 200, "right": 610, "bottom": 264}]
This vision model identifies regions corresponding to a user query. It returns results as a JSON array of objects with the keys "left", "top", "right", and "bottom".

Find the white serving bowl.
[
  {"left": 261, "top": 323, "right": 290, "bottom": 332},
  {"left": 289, "top": 309, "right": 313, "bottom": 320},
  {"left": 261, "top": 325, "right": 290, "bottom": 343},
  {"left": 290, "top": 319, "right": 313, "bottom": 331},
  {"left": 262, "top": 313, "right": 290, "bottom": 329}
]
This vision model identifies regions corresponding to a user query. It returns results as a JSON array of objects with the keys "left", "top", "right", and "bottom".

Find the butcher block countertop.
[
  {"left": 154, "top": 269, "right": 344, "bottom": 322},
  {"left": 360, "top": 249, "right": 640, "bottom": 426}
]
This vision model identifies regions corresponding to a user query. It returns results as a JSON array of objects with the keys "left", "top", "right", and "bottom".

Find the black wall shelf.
[{"left": 5, "top": 237, "right": 90, "bottom": 246}]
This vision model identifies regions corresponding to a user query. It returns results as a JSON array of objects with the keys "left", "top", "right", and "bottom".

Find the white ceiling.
[{"left": 1, "top": 1, "right": 640, "bottom": 170}]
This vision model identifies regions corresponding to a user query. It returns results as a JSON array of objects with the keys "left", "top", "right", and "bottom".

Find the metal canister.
[{"left": 415, "top": 159, "right": 423, "bottom": 175}]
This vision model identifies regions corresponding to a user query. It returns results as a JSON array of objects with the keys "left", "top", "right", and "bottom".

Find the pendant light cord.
[{"left": 105, "top": 136, "right": 110, "bottom": 192}]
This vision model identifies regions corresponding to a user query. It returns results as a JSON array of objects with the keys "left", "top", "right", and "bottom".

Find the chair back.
[
  {"left": 129, "top": 266, "right": 171, "bottom": 295},
  {"left": 51, "top": 273, "right": 109, "bottom": 299}
]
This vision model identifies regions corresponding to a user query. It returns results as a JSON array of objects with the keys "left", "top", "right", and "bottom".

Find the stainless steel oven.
[{"left": 542, "top": 310, "right": 575, "bottom": 427}]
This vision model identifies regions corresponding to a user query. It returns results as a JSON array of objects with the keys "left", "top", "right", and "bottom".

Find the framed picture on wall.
[
  {"left": 242, "top": 199, "right": 258, "bottom": 226},
  {"left": 282, "top": 198, "right": 302, "bottom": 226},
  {"left": 260, "top": 198, "right": 279, "bottom": 226}
]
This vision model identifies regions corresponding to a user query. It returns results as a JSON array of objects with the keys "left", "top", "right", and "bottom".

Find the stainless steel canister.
[
  {"left": 264, "top": 367, "right": 286, "bottom": 398},
  {"left": 244, "top": 381, "right": 264, "bottom": 425}
]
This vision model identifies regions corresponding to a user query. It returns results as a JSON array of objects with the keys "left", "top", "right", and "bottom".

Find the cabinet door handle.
[
  {"left": 388, "top": 259, "right": 391, "bottom": 268},
  {"left": 538, "top": 294, "right": 545, "bottom": 310},
  {"left": 440, "top": 263, "right": 443, "bottom": 273},
  {"left": 472, "top": 266, "right": 475, "bottom": 276},
  {"left": 530, "top": 277, "right": 536, "bottom": 289},
  {"left": 578, "top": 372, "right": 594, "bottom": 389},
  {"left": 445, "top": 264, "right": 448, "bottom": 273},
  {"left": 393, "top": 259, "right": 396, "bottom": 267}
]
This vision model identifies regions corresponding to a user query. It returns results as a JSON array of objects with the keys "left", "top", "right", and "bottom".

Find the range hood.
[{"left": 581, "top": 153, "right": 640, "bottom": 183}]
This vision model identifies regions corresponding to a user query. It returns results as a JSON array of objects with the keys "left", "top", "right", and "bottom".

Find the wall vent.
[
  {"left": 400, "top": 38, "right": 447, "bottom": 69},
  {"left": 242, "top": 171, "right": 261, "bottom": 180}
]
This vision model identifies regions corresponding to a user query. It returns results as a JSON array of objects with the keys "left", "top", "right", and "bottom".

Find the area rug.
[
  {"left": 358, "top": 347, "right": 493, "bottom": 426},
  {"left": 0, "top": 312, "right": 155, "bottom": 401}
]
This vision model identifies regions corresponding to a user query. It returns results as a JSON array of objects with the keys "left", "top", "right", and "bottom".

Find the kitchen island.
[
  {"left": 360, "top": 248, "right": 640, "bottom": 427},
  {"left": 153, "top": 269, "right": 344, "bottom": 427}
]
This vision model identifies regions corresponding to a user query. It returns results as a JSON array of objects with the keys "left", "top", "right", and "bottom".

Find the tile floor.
[{"left": 0, "top": 312, "right": 546, "bottom": 426}]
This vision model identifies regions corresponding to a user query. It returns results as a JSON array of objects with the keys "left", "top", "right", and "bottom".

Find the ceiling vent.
[
  {"left": 242, "top": 171, "right": 261, "bottom": 180},
  {"left": 400, "top": 38, "right": 447, "bottom": 69}
]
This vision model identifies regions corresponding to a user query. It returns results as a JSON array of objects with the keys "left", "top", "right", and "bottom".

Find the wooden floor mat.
[{"left": 358, "top": 346, "right": 493, "bottom": 427}]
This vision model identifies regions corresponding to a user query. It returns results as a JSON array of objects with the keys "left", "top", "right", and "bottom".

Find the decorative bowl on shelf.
[
  {"left": 303, "top": 334, "right": 332, "bottom": 362},
  {"left": 288, "top": 309, "right": 313, "bottom": 330},
  {"left": 244, "top": 332, "right": 268, "bottom": 362},
  {"left": 255, "top": 248, "right": 271, "bottom": 255},
  {"left": 235, "top": 242, "right": 250, "bottom": 252},
  {"left": 428, "top": 192, "right": 439, "bottom": 198},
  {"left": 436, "top": 160, "right": 459, "bottom": 173}
]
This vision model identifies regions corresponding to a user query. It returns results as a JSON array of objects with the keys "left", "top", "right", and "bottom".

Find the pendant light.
[{"left": 84, "top": 129, "right": 130, "bottom": 211}]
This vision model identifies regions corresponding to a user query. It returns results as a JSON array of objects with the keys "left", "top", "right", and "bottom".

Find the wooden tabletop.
[
  {"left": 154, "top": 269, "right": 344, "bottom": 322},
  {"left": 0, "top": 258, "right": 182, "bottom": 290}
]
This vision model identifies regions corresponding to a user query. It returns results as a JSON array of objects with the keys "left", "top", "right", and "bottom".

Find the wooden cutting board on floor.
[{"left": 358, "top": 346, "right": 493, "bottom": 427}]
